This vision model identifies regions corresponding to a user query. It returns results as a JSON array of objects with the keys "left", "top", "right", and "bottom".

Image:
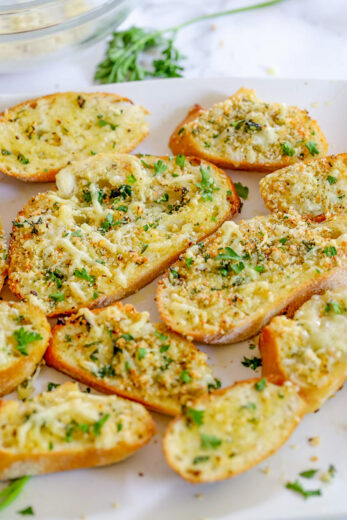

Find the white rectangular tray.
[{"left": 1, "top": 77, "right": 347, "bottom": 520}]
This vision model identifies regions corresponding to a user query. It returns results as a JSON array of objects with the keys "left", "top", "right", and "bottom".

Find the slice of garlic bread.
[
  {"left": 259, "top": 289, "right": 347, "bottom": 413},
  {"left": 0, "top": 92, "right": 149, "bottom": 182},
  {"left": 157, "top": 211, "right": 347, "bottom": 344},
  {"left": 46, "top": 303, "right": 220, "bottom": 415},
  {"left": 260, "top": 154, "right": 347, "bottom": 220},
  {"left": 0, "top": 301, "right": 50, "bottom": 396},
  {"left": 0, "top": 217, "right": 7, "bottom": 291},
  {"left": 169, "top": 87, "right": 328, "bottom": 172},
  {"left": 0, "top": 382, "right": 155, "bottom": 480},
  {"left": 8, "top": 153, "right": 238, "bottom": 316},
  {"left": 163, "top": 378, "right": 305, "bottom": 483}
]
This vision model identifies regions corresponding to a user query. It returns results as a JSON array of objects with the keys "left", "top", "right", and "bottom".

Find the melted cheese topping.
[
  {"left": 260, "top": 154, "right": 347, "bottom": 217},
  {"left": 0, "top": 301, "right": 48, "bottom": 370},
  {"left": 0, "top": 93, "right": 148, "bottom": 177},
  {"left": 52, "top": 304, "right": 218, "bottom": 414},
  {"left": 165, "top": 380, "right": 303, "bottom": 481},
  {"left": 9, "top": 153, "right": 232, "bottom": 315},
  {"left": 178, "top": 88, "right": 326, "bottom": 166},
  {"left": 268, "top": 289, "right": 347, "bottom": 387},
  {"left": 158, "top": 212, "right": 347, "bottom": 337},
  {"left": 0, "top": 383, "right": 151, "bottom": 453},
  {"left": 0, "top": 218, "right": 7, "bottom": 289}
]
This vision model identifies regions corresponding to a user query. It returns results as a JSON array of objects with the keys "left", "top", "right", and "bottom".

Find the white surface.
[
  {"left": 0, "top": 77, "right": 347, "bottom": 520},
  {"left": 0, "top": 0, "right": 346, "bottom": 93}
]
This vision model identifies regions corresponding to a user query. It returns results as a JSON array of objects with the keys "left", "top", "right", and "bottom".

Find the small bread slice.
[
  {"left": 0, "top": 92, "right": 149, "bottom": 182},
  {"left": 169, "top": 87, "right": 328, "bottom": 172},
  {"left": 0, "top": 382, "right": 155, "bottom": 480},
  {"left": 8, "top": 153, "right": 238, "bottom": 316},
  {"left": 45, "top": 303, "right": 220, "bottom": 415},
  {"left": 157, "top": 211, "right": 347, "bottom": 344},
  {"left": 259, "top": 288, "right": 347, "bottom": 413},
  {"left": 0, "top": 301, "right": 50, "bottom": 396},
  {"left": 260, "top": 153, "right": 347, "bottom": 221},
  {"left": 163, "top": 378, "right": 305, "bottom": 483},
  {"left": 0, "top": 217, "right": 7, "bottom": 291}
]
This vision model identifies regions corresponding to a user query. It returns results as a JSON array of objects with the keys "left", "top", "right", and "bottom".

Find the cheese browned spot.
[
  {"left": 0, "top": 92, "right": 149, "bottom": 181},
  {"left": 157, "top": 211, "right": 347, "bottom": 343},
  {"left": 260, "top": 288, "right": 347, "bottom": 412},
  {"left": 8, "top": 153, "right": 236, "bottom": 316},
  {"left": 260, "top": 154, "right": 347, "bottom": 219},
  {"left": 169, "top": 87, "right": 328, "bottom": 171},
  {"left": 163, "top": 379, "right": 305, "bottom": 483},
  {"left": 0, "top": 382, "right": 155, "bottom": 480},
  {"left": 46, "top": 303, "right": 220, "bottom": 415}
]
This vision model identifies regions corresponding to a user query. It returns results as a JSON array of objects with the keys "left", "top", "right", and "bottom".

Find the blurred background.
[{"left": 0, "top": 0, "right": 345, "bottom": 93}]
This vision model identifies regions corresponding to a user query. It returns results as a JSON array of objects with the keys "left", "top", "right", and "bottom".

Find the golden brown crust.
[
  {"left": 163, "top": 378, "right": 306, "bottom": 483},
  {"left": 0, "top": 302, "right": 50, "bottom": 396},
  {"left": 169, "top": 88, "right": 328, "bottom": 172},
  {"left": 7, "top": 155, "right": 239, "bottom": 317},
  {"left": 0, "top": 92, "right": 149, "bottom": 182}
]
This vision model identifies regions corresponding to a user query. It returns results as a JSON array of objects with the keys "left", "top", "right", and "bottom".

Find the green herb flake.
[
  {"left": 254, "top": 265, "right": 265, "bottom": 273},
  {"left": 327, "top": 175, "right": 337, "bottom": 185},
  {"left": 127, "top": 173, "right": 137, "bottom": 184},
  {"left": 185, "top": 408, "right": 204, "bottom": 426},
  {"left": 193, "top": 455, "right": 210, "bottom": 464},
  {"left": 74, "top": 267, "right": 95, "bottom": 284},
  {"left": 196, "top": 165, "right": 219, "bottom": 202},
  {"left": 186, "top": 257, "right": 193, "bottom": 268},
  {"left": 200, "top": 433, "right": 222, "bottom": 449},
  {"left": 325, "top": 301, "right": 342, "bottom": 314},
  {"left": 281, "top": 142, "right": 296, "bottom": 157},
  {"left": 154, "top": 159, "right": 167, "bottom": 176},
  {"left": 305, "top": 141, "right": 319, "bottom": 156},
  {"left": 93, "top": 414, "right": 110, "bottom": 436},
  {"left": 299, "top": 469, "right": 318, "bottom": 479},
  {"left": 160, "top": 344, "right": 170, "bottom": 353},
  {"left": 176, "top": 154, "right": 185, "bottom": 168},
  {"left": 234, "top": 181, "right": 249, "bottom": 200},
  {"left": 17, "top": 153, "right": 30, "bottom": 165},
  {"left": 180, "top": 370, "right": 191, "bottom": 383},
  {"left": 286, "top": 480, "right": 322, "bottom": 499},
  {"left": 49, "top": 292, "right": 65, "bottom": 302},
  {"left": 178, "top": 127, "right": 185, "bottom": 135},
  {"left": 47, "top": 382, "right": 60, "bottom": 392},
  {"left": 255, "top": 378, "right": 266, "bottom": 391},
  {"left": 241, "top": 356, "right": 262, "bottom": 371},
  {"left": 154, "top": 330, "right": 168, "bottom": 342},
  {"left": 18, "top": 506, "right": 34, "bottom": 515},
  {"left": 137, "top": 347, "right": 147, "bottom": 360},
  {"left": 13, "top": 327, "right": 42, "bottom": 356},
  {"left": 323, "top": 246, "right": 337, "bottom": 257}
]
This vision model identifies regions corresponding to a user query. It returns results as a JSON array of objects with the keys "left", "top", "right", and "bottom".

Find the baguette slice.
[
  {"left": 0, "top": 382, "right": 155, "bottom": 480},
  {"left": 8, "top": 153, "right": 238, "bottom": 316},
  {"left": 0, "top": 217, "right": 7, "bottom": 291},
  {"left": 0, "top": 92, "right": 149, "bottom": 182},
  {"left": 163, "top": 378, "right": 305, "bottom": 483},
  {"left": 157, "top": 211, "right": 347, "bottom": 344},
  {"left": 260, "top": 153, "right": 347, "bottom": 221},
  {"left": 169, "top": 87, "right": 328, "bottom": 172},
  {"left": 259, "top": 288, "right": 347, "bottom": 413},
  {"left": 0, "top": 301, "right": 50, "bottom": 396},
  {"left": 46, "top": 303, "right": 220, "bottom": 416}
]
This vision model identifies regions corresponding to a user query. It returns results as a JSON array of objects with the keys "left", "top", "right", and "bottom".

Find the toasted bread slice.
[
  {"left": 46, "top": 303, "right": 220, "bottom": 415},
  {"left": 0, "top": 92, "right": 149, "bottom": 182},
  {"left": 0, "top": 217, "right": 7, "bottom": 291},
  {"left": 163, "top": 378, "right": 305, "bottom": 483},
  {"left": 8, "top": 153, "right": 238, "bottom": 316},
  {"left": 260, "top": 153, "right": 347, "bottom": 221},
  {"left": 0, "top": 382, "right": 155, "bottom": 480},
  {"left": 169, "top": 87, "right": 328, "bottom": 172},
  {"left": 259, "top": 288, "right": 347, "bottom": 413},
  {"left": 157, "top": 211, "right": 347, "bottom": 344},
  {"left": 0, "top": 301, "right": 50, "bottom": 396}
]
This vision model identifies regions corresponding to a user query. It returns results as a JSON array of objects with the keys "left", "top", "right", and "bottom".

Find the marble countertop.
[{"left": 0, "top": 0, "right": 346, "bottom": 93}]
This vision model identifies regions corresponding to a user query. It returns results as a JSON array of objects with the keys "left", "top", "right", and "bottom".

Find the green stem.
[
  {"left": 0, "top": 476, "right": 31, "bottom": 512},
  {"left": 166, "top": 0, "right": 286, "bottom": 33}
]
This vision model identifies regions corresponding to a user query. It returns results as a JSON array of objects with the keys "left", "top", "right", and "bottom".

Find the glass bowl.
[{"left": 0, "top": 0, "right": 137, "bottom": 72}]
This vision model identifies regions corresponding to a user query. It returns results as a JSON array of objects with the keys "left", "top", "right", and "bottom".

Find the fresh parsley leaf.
[
  {"left": 255, "top": 378, "right": 266, "bottom": 391},
  {"left": 74, "top": 267, "right": 95, "bottom": 284},
  {"left": 254, "top": 265, "right": 265, "bottom": 273},
  {"left": 325, "top": 301, "right": 342, "bottom": 314},
  {"left": 305, "top": 141, "right": 319, "bottom": 156},
  {"left": 281, "top": 142, "right": 295, "bottom": 157},
  {"left": 175, "top": 154, "right": 185, "bottom": 168},
  {"left": 93, "top": 414, "right": 110, "bottom": 436},
  {"left": 234, "top": 181, "right": 249, "bottom": 200},
  {"left": 17, "top": 153, "right": 29, "bottom": 165},
  {"left": 160, "top": 344, "right": 170, "bottom": 353},
  {"left": 193, "top": 455, "right": 210, "bottom": 464},
  {"left": 47, "top": 382, "right": 60, "bottom": 392},
  {"left": 127, "top": 173, "right": 137, "bottom": 184},
  {"left": 13, "top": 327, "right": 42, "bottom": 356},
  {"left": 154, "top": 330, "right": 168, "bottom": 342},
  {"left": 241, "top": 356, "right": 262, "bottom": 370},
  {"left": 0, "top": 477, "right": 31, "bottom": 512},
  {"left": 215, "top": 246, "right": 241, "bottom": 261},
  {"left": 323, "top": 246, "right": 337, "bottom": 257},
  {"left": 186, "top": 257, "right": 193, "bottom": 268},
  {"left": 286, "top": 480, "right": 322, "bottom": 499},
  {"left": 137, "top": 347, "right": 147, "bottom": 360},
  {"left": 154, "top": 159, "right": 167, "bottom": 176},
  {"left": 185, "top": 408, "right": 204, "bottom": 426},
  {"left": 201, "top": 433, "right": 222, "bottom": 449},
  {"left": 180, "top": 370, "right": 191, "bottom": 383},
  {"left": 327, "top": 175, "right": 337, "bottom": 185},
  {"left": 49, "top": 292, "right": 65, "bottom": 302},
  {"left": 18, "top": 506, "right": 34, "bottom": 515},
  {"left": 196, "top": 166, "right": 219, "bottom": 202},
  {"left": 299, "top": 469, "right": 318, "bottom": 479}
]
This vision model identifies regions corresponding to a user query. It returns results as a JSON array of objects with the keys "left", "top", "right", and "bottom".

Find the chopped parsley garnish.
[
  {"left": 169, "top": 267, "right": 179, "bottom": 281},
  {"left": 0, "top": 476, "right": 31, "bottom": 512},
  {"left": 115, "top": 205, "right": 128, "bottom": 212},
  {"left": 93, "top": 414, "right": 110, "bottom": 436},
  {"left": 141, "top": 243, "right": 149, "bottom": 254},
  {"left": 74, "top": 267, "right": 95, "bottom": 284},
  {"left": 200, "top": 433, "right": 222, "bottom": 449},
  {"left": 154, "top": 159, "right": 167, "bottom": 176},
  {"left": 186, "top": 257, "right": 193, "bottom": 268},
  {"left": 324, "top": 301, "right": 343, "bottom": 314},
  {"left": 100, "top": 213, "right": 120, "bottom": 232},
  {"left": 299, "top": 469, "right": 318, "bottom": 479},
  {"left": 71, "top": 230, "right": 82, "bottom": 237},
  {"left": 154, "top": 330, "right": 168, "bottom": 342},
  {"left": 137, "top": 347, "right": 147, "bottom": 360},
  {"left": 17, "top": 153, "right": 29, "bottom": 165},
  {"left": 97, "top": 365, "right": 115, "bottom": 378},
  {"left": 234, "top": 181, "right": 249, "bottom": 200},
  {"left": 305, "top": 141, "right": 319, "bottom": 156},
  {"left": 254, "top": 265, "right": 265, "bottom": 273},
  {"left": 176, "top": 154, "right": 185, "bottom": 168},
  {"left": 215, "top": 247, "right": 241, "bottom": 261},
  {"left": 241, "top": 356, "right": 262, "bottom": 370},
  {"left": 160, "top": 344, "right": 170, "bottom": 353},
  {"left": 185, "top": 408, "right": 204, "bottom": 426},
  {"left": 46, "top": 268, "right": 64, "bottom": 289},
  {"left": 178, "top": 127, "right": 185, "bottom": 135},
  {"left": 240, "top": 402, "right": 257, "bottom": 411},
  {"left": 280, "top": 237, "right": 288, "bottom": 245},
  {"left": 208, "top": 379, "right": 222, "bottom": 392},
  {"left": 180, "top": 370, "right": 191, "bottom": 383},
  {"left": 18, "top": 506, "right": 34, "bottom": 515},
  {"left": 156, "top": 193, "right": 169, "bottom": 203},
  {"left": 323, "top": 246, "right": 337, "bottom": 257},
  {"left": 47, "top": 382, "right": 60, "bottom": 392},
  {"left": 193, "top": 456, "right": 210, "bottom": 464},
  {"left": 327, "top": 175, "right": 337, "bottom": 185},
  {"left": 255, "top": 378, "right": 266, "bottom": 391},
  {"left": 49, "top": 293, "right": 65, "bottom": 303},
  {"left": 196, "top": 166, "right": 219, "bottom": 202},
  {"left": 1, "top": 148, "right": 11, "bottom": 156},
  {"left": 127, "top": 173, "right": 137, "bottom": 184},
  {"left": 281, "top": 142, "right": 295, "bottom": 157},
  {"left": 13, "top": 327, "right": 42, "bottom": 356},
  {"left": 286, "top": 480, "right": 322, "bottom": 499}
]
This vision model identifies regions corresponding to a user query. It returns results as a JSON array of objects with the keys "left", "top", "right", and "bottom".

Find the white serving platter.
[{"left": 1, "top": 77, "right": 347, "bottom": 520}]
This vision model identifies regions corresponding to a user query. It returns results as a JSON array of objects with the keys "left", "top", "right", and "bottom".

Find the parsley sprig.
[
  {"left": 95, "top": 1, "right": 285, "bottom": 84},
  {"left": 0, "top": 476, "right": 31, "bottom": 512}
]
